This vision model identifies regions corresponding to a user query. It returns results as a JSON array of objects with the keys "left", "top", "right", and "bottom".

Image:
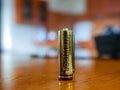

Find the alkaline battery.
[{"left": 58, "top": 28, "right": 75, "bottom": 80}]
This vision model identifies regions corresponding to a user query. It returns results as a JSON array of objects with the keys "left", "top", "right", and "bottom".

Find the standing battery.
[{"left": 58, "top": 28, "right": 75, "bottom": 80}]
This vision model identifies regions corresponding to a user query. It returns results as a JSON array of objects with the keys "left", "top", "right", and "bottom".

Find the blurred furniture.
[
  {"left": 15, "top": 0, "right": 120, "bottom": 30},
  {"left": 74, "top": 21, "right": 93, "bottom": 58},
  {"left": 1, "top": 53, "right": 120, "bottom": 90},
  {"left": 95, "top": 34, "right": 120, "bottom": 59},
  {"left": 74, "top": 21, "right": 93, "bottom": 43},
  {"left": 15, "top": 0, "right": 47, "bottom": 25},
  {"left": 34, "top": 40, "right": 58, "bottom": 58},
  {"left": 35, "top": 40, "right": 58, "bottom": 48},
  {"left": 34, "top": 30, "right": 58, "bottom": 58}
]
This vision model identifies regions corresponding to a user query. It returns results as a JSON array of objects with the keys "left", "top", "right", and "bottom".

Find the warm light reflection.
[{"left": 59, "top": 81, "right": 74, "bottom": 90}]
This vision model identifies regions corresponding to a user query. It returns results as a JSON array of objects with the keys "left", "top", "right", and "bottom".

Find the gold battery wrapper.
[{"left": 58, "top": 28, "right": 75, "bottom": 80}]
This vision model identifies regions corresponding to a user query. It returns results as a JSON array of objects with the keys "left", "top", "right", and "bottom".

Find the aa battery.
[{"left": 58, "top": 28, "right": 75, "bottom": 80}]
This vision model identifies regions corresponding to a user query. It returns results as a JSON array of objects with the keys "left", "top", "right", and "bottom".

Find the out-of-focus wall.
[{"left": 2, "top": 0, "right": 39, "bottom": 55}]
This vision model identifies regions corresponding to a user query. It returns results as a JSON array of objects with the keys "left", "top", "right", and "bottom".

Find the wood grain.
[{"left": 1, "top": 53, "right": 120, "bottom": 90}]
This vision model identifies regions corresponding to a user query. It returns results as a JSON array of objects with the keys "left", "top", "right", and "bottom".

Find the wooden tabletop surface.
[{"left": 1, "top": 53, "right": 120, "bottom": 90}]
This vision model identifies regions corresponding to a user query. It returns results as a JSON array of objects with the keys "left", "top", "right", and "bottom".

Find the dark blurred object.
[
  {"left": 95, "top": 34, "right": 120, "bottom": 59},
  {"left": 23, "top": 0, "right": 32, "bottom": 21},
  {"left": 116, "top": 34, "right": 120, "bottom": 58}
]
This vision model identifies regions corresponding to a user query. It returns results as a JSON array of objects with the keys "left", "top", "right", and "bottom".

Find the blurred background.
[{"left": 1, "top": 0, "right": 120, "bottom": 59}]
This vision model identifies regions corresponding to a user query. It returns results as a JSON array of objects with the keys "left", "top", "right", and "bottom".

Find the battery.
[{"left": 58, "top": 28, "right": 75, "bottom": 80}]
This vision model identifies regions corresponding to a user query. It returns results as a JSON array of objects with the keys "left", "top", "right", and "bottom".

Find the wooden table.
[{"left": 1, "top": 53, "right": 120, "bottom": 90}]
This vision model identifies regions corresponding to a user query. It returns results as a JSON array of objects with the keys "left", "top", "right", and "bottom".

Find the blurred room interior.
[
  {"left": 1, "top": 0, "right": 120, "bottom": 59},
  {"left": 1, "top": 0, "right": 120, "bottom": 90}
]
